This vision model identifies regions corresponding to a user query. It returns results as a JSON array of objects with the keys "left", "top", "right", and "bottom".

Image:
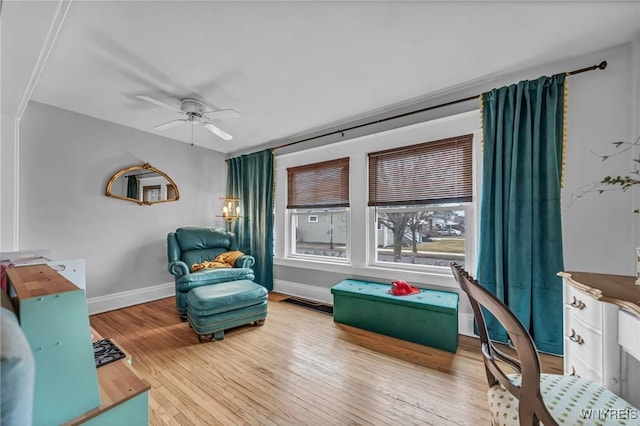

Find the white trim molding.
[
  {"left": 87, "top": 282, "right": 175, "bottom": 315},
  {"left": 273, "top": 279, "right": 333, "bottom": 305},
  {"left": 16, "top": 0, "right": 73, "bottom": 118},
  {"left": 458, "top": 312, "right": 476, "bottom": 338},
  {"left": 3, "top": 0, "right": 73, "bottom": 251}
]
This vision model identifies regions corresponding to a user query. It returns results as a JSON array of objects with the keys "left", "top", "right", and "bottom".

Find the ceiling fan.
[{"left": 136, "top": 95, "right": 239, "bottom": 141}]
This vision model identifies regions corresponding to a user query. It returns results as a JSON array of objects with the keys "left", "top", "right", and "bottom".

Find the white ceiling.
[{"left": 3, "top": 1, "right": 640, "bottom": 154}]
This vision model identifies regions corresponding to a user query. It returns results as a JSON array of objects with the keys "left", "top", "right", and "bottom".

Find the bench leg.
[
  {"left": 254, "top": 318, "right": 266, "bottom": 326},
  {"left": 213, "top": 330, "right": 224, "bottom": 340}
]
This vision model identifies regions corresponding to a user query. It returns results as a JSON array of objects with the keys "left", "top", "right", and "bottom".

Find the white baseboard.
[
  {"left": 87, "top": 282, "right": 175, "bottom": 315},
  {"left": 459, "top": 313, "right": 476, "bottom": 337},
  {"left": 273, "top": 279, "right": 333, "bottom": 305},
  {"left": 273, "top": 280, "right": 477, "bottom": 338}
]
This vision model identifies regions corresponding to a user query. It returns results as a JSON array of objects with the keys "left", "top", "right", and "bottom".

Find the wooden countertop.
[
  {"left": 558, "top": 271, "right": 640, "bottom": 317},
  {"left": 6, "top": 264, "right": 78, "bottom": 299}
]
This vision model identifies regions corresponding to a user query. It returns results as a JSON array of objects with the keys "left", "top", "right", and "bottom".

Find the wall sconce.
[{"left": 218, "top": 196, "right": 241, "bottom": 232}]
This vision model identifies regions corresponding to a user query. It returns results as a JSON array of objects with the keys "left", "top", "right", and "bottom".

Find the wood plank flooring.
[{"left": 89, "top": 294, "right": 563, "bottom": 425}]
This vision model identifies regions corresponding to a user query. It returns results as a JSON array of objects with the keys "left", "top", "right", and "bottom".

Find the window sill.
[{"left": 274, "top": 257, "right": 459, "bottom": 290}]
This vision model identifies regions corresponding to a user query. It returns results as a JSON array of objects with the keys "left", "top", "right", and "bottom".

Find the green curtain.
[
  {"left": 477, "top": 74, "right": 566, "bottom": 355},
  {"left": 126, "top": 175, "right": 139, "bottom": 199},
  {"left": 227, "top": 149, "right": 274, "bottom": 291}
]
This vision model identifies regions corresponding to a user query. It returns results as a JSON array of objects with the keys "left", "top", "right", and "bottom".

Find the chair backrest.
[
  {"left": 450, "top": 262, "right": 556, "bottom": 425},
  {"left": 167, "top": 227, "right": 239, "bottom": 267}
]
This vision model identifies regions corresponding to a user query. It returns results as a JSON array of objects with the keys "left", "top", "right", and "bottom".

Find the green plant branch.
[{"left": 571, "top": 136, "right": 639, "bottom": 213}]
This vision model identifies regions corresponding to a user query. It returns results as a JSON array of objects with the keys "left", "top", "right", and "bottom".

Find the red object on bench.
[{"left": 388, "top": 280, "right": 420, "bottom": 296}]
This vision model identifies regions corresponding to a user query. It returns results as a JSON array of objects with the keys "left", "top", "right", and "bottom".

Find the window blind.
[
  {"left": 287, "top": 157, "right": 350, "bottom": 209},
  {"left": 368, "top": 134, "right": 473, "bottom": 206}
]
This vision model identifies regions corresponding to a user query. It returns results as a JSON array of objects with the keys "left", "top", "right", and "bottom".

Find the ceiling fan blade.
[
  {"left": 137, "top": 95, "right": 182, "bottom": 113},
  {"left": 154, "top": 119, "right": 187, "bottom": 131},
  {"left": 202, "top": 122, "right": 233, "bottom": 140},
  {"left": 203, "top": 109, "right": 240, "bottom": 120}
]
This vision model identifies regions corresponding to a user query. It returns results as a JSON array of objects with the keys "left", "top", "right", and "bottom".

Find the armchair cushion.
[
  {"left": 175, "top": 226, "right": 238, "bottom": 251},
  {"left": 175, "top": 267, "right": 255, "bottom": 291}
]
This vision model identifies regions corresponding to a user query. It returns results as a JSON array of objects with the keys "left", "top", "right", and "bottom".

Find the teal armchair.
[{"left": 167, "top": 227, "right": 255, "bottom": 318}]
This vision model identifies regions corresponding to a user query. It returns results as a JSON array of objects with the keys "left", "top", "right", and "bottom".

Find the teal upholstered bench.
[
  {"left": 186, "top": 280, "right": 268, "bottom": 343},
  {"left": 331, "top": 279, "right": 459, "bottom": 352}
]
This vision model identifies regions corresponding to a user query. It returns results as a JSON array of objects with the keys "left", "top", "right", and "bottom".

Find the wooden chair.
[{"left": 450, "top": 262, "right": 638, "bottom": 426}]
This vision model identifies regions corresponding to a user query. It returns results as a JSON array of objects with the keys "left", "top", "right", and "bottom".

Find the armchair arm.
[
  {"left": 168, "top": 260, "right": 190, "bottom": 277},
  {"left": 234, "top": 255, "right": 255, "bottom": 269}
]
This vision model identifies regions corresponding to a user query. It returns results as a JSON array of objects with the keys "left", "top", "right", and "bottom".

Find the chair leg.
[
  {"left": 180, "top": 314, "right": 188, "bottom": 322},
  {"left": 198, "top": 333, "right": 213, "bottom": 343},
  {"left": 254, "top": 318, "right": 266, "bottom": 326},
  {"left": 213, "top": 330, "right": 224, "bottom": 340}
]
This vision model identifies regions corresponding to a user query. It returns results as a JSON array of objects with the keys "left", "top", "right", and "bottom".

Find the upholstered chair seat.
[
  {"left": 489, "top": 373, "right": 637, "bottom": 425},
  {"left": 167, "top": 227, "right": 255, "bottom": 317}
]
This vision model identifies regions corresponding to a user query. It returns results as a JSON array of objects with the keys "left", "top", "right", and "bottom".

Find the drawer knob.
[
  {"left": 569, "top": 296, "right": 586, "bottom": 310},
  {"left": 569, "top": 328, "right": 585, "bottom": 345}
]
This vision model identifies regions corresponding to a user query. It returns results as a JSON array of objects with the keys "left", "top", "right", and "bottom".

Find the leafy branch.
[{"left": 571, "top": 136, "right": 640, "bottom": 213}]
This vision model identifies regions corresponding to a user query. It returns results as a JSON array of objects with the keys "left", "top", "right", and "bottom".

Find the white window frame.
[
  {"left": 287, "top": 208, "right": 350, "bottom": 263},
  {"left": 366, "top": 130, "right": 481, "bottom": 276}
]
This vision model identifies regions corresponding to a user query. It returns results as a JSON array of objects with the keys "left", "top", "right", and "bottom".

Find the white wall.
[
  {"left": 1, "top": 114, "right": 19, "bottom": 250},
  {"left": 562, "top": 43, "right": 638, "bottom": 275},
  {"left": 18, "top": 102, "right": 228, "bottom": 303},
  {"left": 273, "top": 42, "right": 640, "bottom": 335}
]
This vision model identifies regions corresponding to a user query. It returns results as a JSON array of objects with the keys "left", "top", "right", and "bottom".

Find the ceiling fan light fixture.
[{"left": 138, "top": 95, "right": 238, "bottom": 141}]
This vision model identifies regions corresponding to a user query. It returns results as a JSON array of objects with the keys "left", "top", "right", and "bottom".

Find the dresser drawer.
[
  {"left": 565, "top": 349, "right": 602, "bottom": 384},
  {"left": 565, "top": 314, "right": 603, "bottom": 373},
  {"left": 565, "top": 284, "right": 602, "bottom": 330}
]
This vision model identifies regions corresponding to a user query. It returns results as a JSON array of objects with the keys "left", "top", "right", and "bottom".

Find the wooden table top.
[
  {"left": 559, "top": 271, "right": 640, "bottom": 317},
  {"left": 6, "top": 264, "right": 79, "bottom": 299}
]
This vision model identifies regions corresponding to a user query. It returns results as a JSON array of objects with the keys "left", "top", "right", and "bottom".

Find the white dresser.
[{"left": 559, "top": 271, "right": 640, "bottom": 408}]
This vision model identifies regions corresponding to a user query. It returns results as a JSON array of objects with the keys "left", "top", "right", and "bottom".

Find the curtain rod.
[{"left": 274, "top": 60, "right": 607, "bottom": 151}]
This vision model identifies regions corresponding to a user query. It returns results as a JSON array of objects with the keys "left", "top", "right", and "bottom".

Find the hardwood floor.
[{"left": 89, "top": 294, "right": 562, "bottom": 425}]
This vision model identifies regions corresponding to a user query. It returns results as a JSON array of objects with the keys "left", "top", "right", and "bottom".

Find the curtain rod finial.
[{"left": 598, "top": 61, "right": 607, "bottom": 70}]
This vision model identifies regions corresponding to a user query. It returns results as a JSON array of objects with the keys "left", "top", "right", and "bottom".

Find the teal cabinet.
[
  {"left": 7, "top": 265, "right": 149, "bottom": 425},
  {"left": 82, "top": 393, "right": 148, "bottom": 426},
  {"left": 20, "top": 290, "right": 100, "bottom": 425}
]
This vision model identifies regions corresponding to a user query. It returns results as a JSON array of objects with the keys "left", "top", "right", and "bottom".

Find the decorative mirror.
[{"left": 105, "top": 163, "right": 179, "bottom": 205}]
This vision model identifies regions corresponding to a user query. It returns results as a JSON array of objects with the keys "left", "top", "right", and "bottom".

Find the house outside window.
[
  {"left": 368, "top": 134, "right": 473, "bottom": 270},
  {"left": 287, "top": 157, "right": 350, "bottom": 261}
]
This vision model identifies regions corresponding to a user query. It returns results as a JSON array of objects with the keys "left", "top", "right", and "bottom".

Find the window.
[
  {"left": 374, "top": 205, "right": 467, "bottom": 267},
  {"left": 368, "top": 134, "right": 473, "bottom": 269},
  {"left": 142, "top": 185, "right": 161, "bottom": 202},
  {"left": 287, "top": 158, "right": 349, "bottom": 260}
]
